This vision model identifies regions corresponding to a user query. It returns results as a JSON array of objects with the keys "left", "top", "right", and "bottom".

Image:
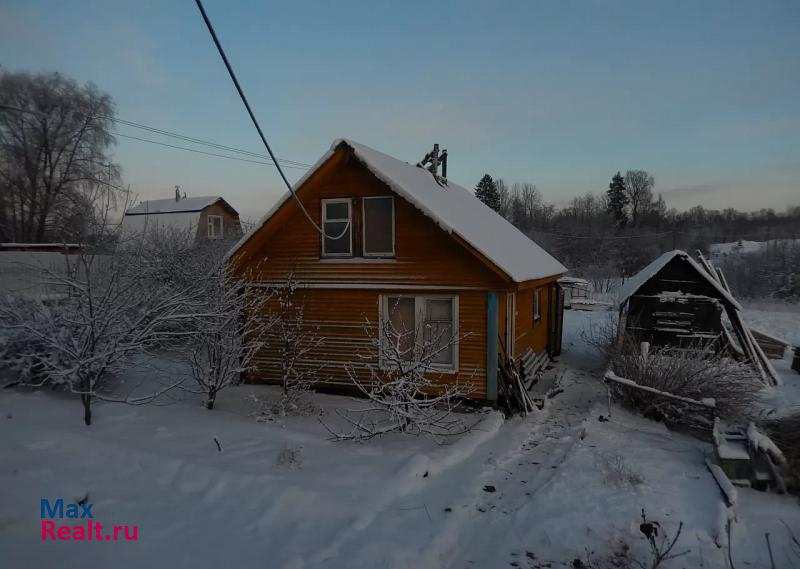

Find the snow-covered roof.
[
  {"left": 120, "top": 211, "right": 201, "bottom": 241},
  {"left": 125, "top": 196, "right": 224, "bottom": 215},
  {"left": 558, "top": 276, "right": 590, "bottom": 286},
  {"left": 229, "top": 139, "right": 566, "bottom": 282},
  {"left": 616, "top": 250, "right": 741, "bottom": 310}
]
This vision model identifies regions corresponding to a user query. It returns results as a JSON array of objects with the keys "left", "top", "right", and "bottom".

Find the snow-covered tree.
[
  {"left": 326, "top": 300, "right": 475, "bottom": 441},
  {"left": 0, "top": 241, "right": 207, "bottom": 425},
  {"left": 186, "top": 261, "right": 278, "bottom": 410},
  {"left": 251, "top": 275, "right": 325, "bottom": 419},
  {"left": 474, "top": 174, "right": 500, "bottom": 212},
  {"left": 271, "top": 276, "right": 324, "bottom": 395}
]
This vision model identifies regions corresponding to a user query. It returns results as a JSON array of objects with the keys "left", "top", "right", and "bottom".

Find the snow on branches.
[
  {"left": 324, "top": 299, "right": 475, "bottom": 441},
  {"left": 0, "top": 238, "right": 209, "bottom": 425}
]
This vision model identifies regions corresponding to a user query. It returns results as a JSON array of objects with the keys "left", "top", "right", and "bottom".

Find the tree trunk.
[
  {"left": 82, "top": 393, "right": 92, "bottom": 426},
  {"left": 206, "top": 389, "right": 216, "bottom": 410}
]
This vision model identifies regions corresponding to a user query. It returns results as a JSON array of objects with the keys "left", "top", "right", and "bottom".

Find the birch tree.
[{"left": 0, "top": 70, "right": 120, "bottom": 242}]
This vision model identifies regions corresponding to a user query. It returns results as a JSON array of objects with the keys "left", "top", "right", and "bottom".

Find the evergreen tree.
[
  {"left": 606, "top": 171, "right": 629, "bottom": 227},
  {"left": 474, "top": 174, "right": 500, "bottom": 212}
]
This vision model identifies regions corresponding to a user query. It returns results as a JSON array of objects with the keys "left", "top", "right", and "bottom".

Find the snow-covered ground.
[
  {"left": 743, "top": 301, "right": 800, "bottom": 414},
  {"left": 743, "top": 301, "right": 800, "bottom": 348},
  {"left": 708, "top": 238, "right": 800, "bottom": 262},
  {"left": 1, "top": 310, "right": 799, "bottom": 568}
]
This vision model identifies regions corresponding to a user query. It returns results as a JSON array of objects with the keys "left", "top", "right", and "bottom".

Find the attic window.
[
  {"left": 208, "top": 215, "right": 223, "bottom": 239},
  {"left": 363, "top": 196, "right": 394, "bottom": 257},
  {"left": 321, "top": 198, "right": 352, "bottom": 256}
]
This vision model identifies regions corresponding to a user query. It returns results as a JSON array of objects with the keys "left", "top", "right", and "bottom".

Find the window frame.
[
  {"left": 379, "top": 294, "right": 459, "bottom": 373},
  {"left": 321, "top": 198, "right": 353, "bottom": 257},
  {"left": 207, "top": 214, "right": 224, "bottom": 240},
  {"left": 362, "top": 196, "right": 395, "bottom": 258},
  {"left": 533, "top": 288, "right": 542, "bottom": 324}
]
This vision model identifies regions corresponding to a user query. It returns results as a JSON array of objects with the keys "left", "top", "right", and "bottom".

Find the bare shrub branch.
[{"left": 324, "top": 300, "right": 477, "bottom": 442}]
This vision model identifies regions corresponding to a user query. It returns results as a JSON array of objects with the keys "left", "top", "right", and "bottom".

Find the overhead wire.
[
  {"left": 193, "top": 0, "right": 346, "bottom": 239},
  {"left": 533, "top": 229, "right": 676, "bottom": 240},
  {"left": 108, "top": 115, "right": 311, "bottom": 167},
  {"left": 111, "top": 132, "right": 309, "bottom": 169},
  {"left": 0, "top": 104, "right": 313, "bottom": 169}
]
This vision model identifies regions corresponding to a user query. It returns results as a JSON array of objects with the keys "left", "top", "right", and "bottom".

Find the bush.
[{"left": 609, "top": 341, "right": 762, "bottom": 422}]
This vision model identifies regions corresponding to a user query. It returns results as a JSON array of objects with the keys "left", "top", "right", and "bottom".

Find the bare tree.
[
  {"left": 270, "top": 277, "right": 324, "bottom": 395},
  {"left": 0, "top": 240, "right": 206, "bottom": 425},
  {"left": 325, "top": 301, "right": 475, "bottom": 441},
  {"left": 187, "top": 264, "right": 278, "bottom": 410},
  {"left": 623, "top": 170, "right": 655, "bottom": 227},
  {"left": 495, "top": 178, "right": 510, "bottom": 218},
  {"left": 0, "top": 70, "right": 120, "bottom": 242}
]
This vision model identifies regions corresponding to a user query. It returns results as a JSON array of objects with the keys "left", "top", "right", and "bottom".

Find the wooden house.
[
  {"left": 121, "top": 195, "right": 241, "bottom": 243},
  {"left": 228, "top": 139, "right": 567, "bottom": 401}
]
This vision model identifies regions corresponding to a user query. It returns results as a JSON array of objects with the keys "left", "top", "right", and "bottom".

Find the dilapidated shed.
[{"left": 617, "top": 249, "right": 780, "bottom": 386}]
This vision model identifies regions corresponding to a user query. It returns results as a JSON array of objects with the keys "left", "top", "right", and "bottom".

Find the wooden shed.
[
  {"left": 228, "top": 139, "right": 567, "bottom": 401},
  {"left": 616, "top": 250, "right": 743, "bottom": 352},
  {"left": 616, "top": 250, "right": 780, "bottom": 385}
]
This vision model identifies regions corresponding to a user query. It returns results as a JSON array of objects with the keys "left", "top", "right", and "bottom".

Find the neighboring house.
[
  {"left": 558, "top": 277, "right": 590, "bottom": 309},
  {"left": 121, "top": 195, "right": 241, "bottom": 243},
  {"left": 228, "top": 139, "right": 567, "bottom": 401}
]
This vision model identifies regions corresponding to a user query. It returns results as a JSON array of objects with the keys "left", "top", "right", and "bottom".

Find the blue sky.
[{"left": 2, "top": 0, "right": 799, "bottom": 221}]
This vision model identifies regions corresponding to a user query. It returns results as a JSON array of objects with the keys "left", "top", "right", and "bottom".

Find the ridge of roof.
[
  {"left": 616, "top": 249, "right": 742, "bottom": 310},
  {"left": 125, "top": 196, "right": 224, "bottom": 215}
]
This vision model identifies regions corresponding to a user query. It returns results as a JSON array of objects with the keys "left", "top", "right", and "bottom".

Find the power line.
[
  {"left": 112, "top": 132, "right": 309, "bottom": 169},
  {"left": 1, "top": 103, "right": 314, "bottom": 169},
  {"left": 108, "top": 115, "right": 312, "bottom": 168},
  {"left": 533, "top": 229, "right": 676, "bottom": 240},
  {"left": 194, "top": 0, "right": 340, "bottom": 239}
]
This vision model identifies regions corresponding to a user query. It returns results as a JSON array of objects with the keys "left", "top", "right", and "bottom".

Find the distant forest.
[{"left": 474, "top": 173, "right": 800, "bottom": 299}]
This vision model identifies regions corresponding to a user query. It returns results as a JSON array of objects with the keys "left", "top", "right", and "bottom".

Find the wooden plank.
[
  {"left": 715, "top": 266, "right": 778, "bottom": 386},
  {"left": 695, "top": 250, "right": 718, "bottom": 279},
  {"left": 604, "top": 371, "right": 716, "bottom": 409},
  {"left": 705, "top": 458, "right": 738, "bottom": 509}
]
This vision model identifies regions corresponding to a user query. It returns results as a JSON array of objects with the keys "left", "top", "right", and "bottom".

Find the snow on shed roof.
[
  {"left": 229, "top": 139, "right": 566, "bottom": 282},
  {"left": 616, "top": 250, "right": 741, "bottom": 310},
  {"left": 120, "top": 211, "right": 201, "bottom": 241},
  {"left": 125, "top": 196, "right": 224, "bottom": 215}
]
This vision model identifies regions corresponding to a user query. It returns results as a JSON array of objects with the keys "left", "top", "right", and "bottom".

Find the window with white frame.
[
  {"left": 321, "top": 198, "right": 352, "bottom": 256},
  {"left": 381, "top": 295, "right": 458, "bottom": 370},
  {"left": 363, "top": 196, "right": 394, "bottom": 256},
  {"left": 533, "top": 288, "right": 542, "bottom": 323},
  {"left": 208, "top": 215, "right": 223, "bottom": 239}
]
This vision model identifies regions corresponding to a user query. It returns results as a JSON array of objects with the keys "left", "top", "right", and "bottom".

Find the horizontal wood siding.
[
  {"left": 249, "top": 288, "right": 488, "bottom": 399},
  {"left": 232, "top": 150, "right": 508, "bottom": 289},
  {"left": 232, "top": 145, "right": 564, "bottom": 400},
  {"left": 198, "top": 202, "right": 241, "bottom": 241},
  {"left": 513, "top": 278, "right": 557, "bottom": 357}
]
